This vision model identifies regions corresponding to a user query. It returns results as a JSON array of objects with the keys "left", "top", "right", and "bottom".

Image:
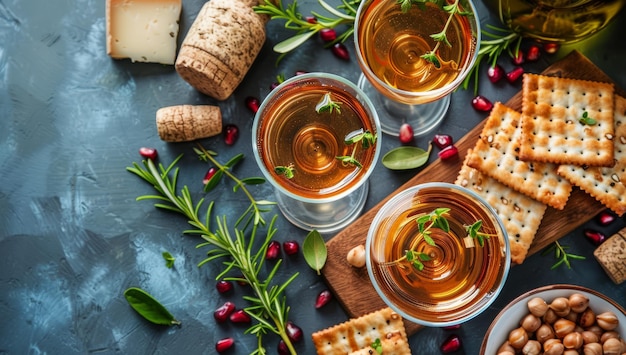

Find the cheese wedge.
[{"left": 106, "top": 0, "right": 182, "bottom": 65}]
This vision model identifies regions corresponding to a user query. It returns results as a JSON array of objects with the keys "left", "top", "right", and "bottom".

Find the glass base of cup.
[
  {"left": 357, "top": 74, "right": 449, "bottom": 137},
  {"left": 274, "top": 182, "right": 369, "bottom": 234}
]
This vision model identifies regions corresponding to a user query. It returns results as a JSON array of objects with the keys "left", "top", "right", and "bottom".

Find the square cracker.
[
  {"left": 456, "top": 150, "right": 547, "bottom": 264},
  {"left": 312, "top": 307, "right": 411, "bottom": 355},
  {"left": 519, "top": 73, "right": 615, "bottom": 166},
  {"left": 466, "top": 102, "right": 572, "bottom": 210},
  {"left": 557, "top": 95, "right": 626, "bottom": 216}
]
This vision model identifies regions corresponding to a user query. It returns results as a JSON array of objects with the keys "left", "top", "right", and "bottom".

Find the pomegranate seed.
[
  {"left": 444, "top": 324, "right": 461, "bottom": 330},
  {"left": 399, "top": 123, "right": 414, "bottom": 144},
  {"left": 432, "top": 134, "right": 453, "bottom": 149},
  {"left": 216, "top": 337, "right": 235, "bottom": 353},
  {"left": 526, "top": 44, "right": 541, "bottom": 61},
  {"left": 215, "top": 280, "right": 233, "bottom": 294},
  {"left": 440, "top": 334, "right": 462, "bottom": 353},
  {"left": 487, "top": 64, "right": 505, "bottom": 83},
  {"left": 223, "top": 124, "right": 239, "bottom": 145},
  {"left": 283, "top": 240, "right": 299, "bottom": 255},
  {"left": 438, "top": 145, "right": 458, "bottom": 160},
  {"left": 305, "top": 16, "right": 317, "bottom": 24},
  {"left": 596, "top": 210, "right": 616, "bottom": 226},
  {"left": 471, "top": 95, "right": 493, "bottom": 112},
  {"left": 512, "top": 49, "right": 525, "bottom": 65},
  {"left": 229, "top": 309, "right": 251, "bottom": 323},
  {"left": 331, "top": 43, "right": 350, "bottom": 61},
  {"left": 245, "top": 96, "right": 260, "bottom": 113},
  {"left": 214, "top": 301, "right": 236, "bottom": 323},
  {"left": 584, "top": 228, "right": 606, "bottom": 246},
  {"left": 543, "top": 42, "right": 560, "bottom": 54},
  {"left": 277, "top": 340, "right": 290, "bottom": 355},
  {"left": 319, "top": 28, "right": 337, "bottom": 42},
  {"left": 139, "top": 147, "right": 158, "bottom": 161},
  {"left": 315, "top": 289, "right": 333, "bottom": 309},
  {"left": 286, "top": 321, "right": 303, "bottom": 342},
  {"left": 203, "top": 167, "right": 218, "bottom": 185},
  {"left": 235, "top": 275, "right": 248, "bottom": 286},
  {"left": 266, "top": 240, "right": 281, "bottom": 260},
  {"left": 506, "top": 67, "right": 524, "bottom": 83}
]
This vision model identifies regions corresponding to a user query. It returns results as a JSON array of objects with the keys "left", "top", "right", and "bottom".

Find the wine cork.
[
  {"left": 175, "top": 0, "right": 266, "bottom": 100},
  {"left": 593, "top": 226, "right": 626, "bottom": 284},
  {"left": 156, "top": 105, "right": 222, "bottom": 142}
]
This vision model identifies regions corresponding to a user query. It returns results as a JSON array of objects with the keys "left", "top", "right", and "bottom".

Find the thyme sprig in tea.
[{"left": 336, "top": 128, "right": 377, "bottom": 168}]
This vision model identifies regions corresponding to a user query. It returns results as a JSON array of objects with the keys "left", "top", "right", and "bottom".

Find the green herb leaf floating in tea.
[
  {"left": 382, "top": 143, "right": 432, "bottom": 170},
  {"left": 124, "top": 287, "right": 181, "bottom": 326},
  {"left": 303, "top": 230, "right": 327, "bottom": 275}
]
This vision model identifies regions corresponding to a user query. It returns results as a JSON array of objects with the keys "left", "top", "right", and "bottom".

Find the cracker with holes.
[
  {"left": 519, "top": 73, "right": 615, "bottom": 166},
  {"left": 466, "top": 102, "right": 572, "bottom": 209},
  {"left": 557, "top": 95, "right": 626, "bottom": 216},
  {"left": 311, "top": 307, "right": 411, "bottom": 355},
  {"left": 456, "top": 150, "right": 547, "bottom": 264}
]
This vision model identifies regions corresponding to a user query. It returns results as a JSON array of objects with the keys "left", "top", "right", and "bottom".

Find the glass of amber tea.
[
  {"left": 366, "top": 183, "right": 510, "bottom": 327},
  {"left": 252, "top": 73, "right": 381, "bottom": 234},
  {"left": 354, "top": 0, "right": 480, "bottom": 136}
]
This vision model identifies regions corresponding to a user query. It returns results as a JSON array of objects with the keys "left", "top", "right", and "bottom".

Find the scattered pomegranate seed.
[
  {"left": 471, "top": 95, "right": 493, "bottom": 112},
  {"left": 139, "top": 147, "right": 158, "bottom": 161},
  {"left": 432, "top": 134, "right": 453, "bottom": 149},
  {"left": 245, "top": 96, "right": 260, "bottom": 113},
  {"left": 230, "top": 309, "right": 252, "bottom": 323},
  {"left": 283, "top": 240, "right": 299, "bottom": 255},
  {"left": 584, "top": 228, "right": 606, "bottom": 246},
  {"left": 270, "top": 81, "right": 280, "bottom": 90},
  {"left": 444, "top": 324, "right": 461, "bottom": 330},
  {"left": 438, "top": 145, "right": 458, "bottom": 160},
  {"left": 487, "top": 64, "right": 505, "bottom": 83},
  {"left": 512, "top": 49, "right": 525, "bottom": 65},
  {"left": 315, "top": 289, "right": 333, "bottom": 309},
  {"left": 216, "top": 337, "right": 235, "bottom": 353},
  {"left": 319, "top": 28, "right": 337, "bottom": 42},
  {"left": 331, "top": 43, "right": 350, "bottom": 61},
  {"left": 203, "top": 167, "right": 218, "bottom": 185},
  {"left": 266, "top": 240, "right": 281, "bottom": 260},
  {"left": 595, "top": 210, "right": 616, "bottom": 226},
  {"left": 214, "top": 301, "right": 236, "bottom": 323},
  {"left": 440, "top": 334, "right": 462, "bottom": 353},
  {"left": 305, "top": 16, "right": 317, "bottom": 24},
  {"left": 286, "top": 321, "right": 303, "bottom": 342},
  {"left": 526, "top": 44, "right": 541, "bottom": 61},
  {"left": 223, "top": 124, "right": 239, "bottom": 145},
  {"left": 543, "top": 42, "right": 560, "bottom": 54},
  {"left": 235, "top": 275, "right": 248, "bottom": 286},
  {"left": 506, "top": 67, "right": 524, "bottom": 83},
  {"left": 399, "top": 123, "right": 414, "bottom": 144},
  {"left": 215, "top": 280, "right": 233, "bottom": 294},
  {"left": 277, "top": 340, "right": 290, "bottom": 355}
]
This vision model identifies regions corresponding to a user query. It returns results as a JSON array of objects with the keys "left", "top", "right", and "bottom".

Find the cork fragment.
[
  {"left": 156, "top": 105, "right": 222, "bottom": 142},
  {"left": 593, "top": 226, "right": 626, "bottom": 284}
]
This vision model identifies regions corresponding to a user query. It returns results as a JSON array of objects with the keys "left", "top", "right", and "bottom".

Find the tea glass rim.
[
  {"left": 365, "top": 182, "right": 511, "bottom": 327},
  {"left": 354, "top": 0, "right": 482, "bottom": 102},
  {"left": 251, "top": 72, "right": 382, "bottom": 204}
]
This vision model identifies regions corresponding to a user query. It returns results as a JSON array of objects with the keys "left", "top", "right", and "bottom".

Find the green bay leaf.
[
  {"left": 382, "top": 143, "right": 432, "bottom": 170},
  {"left": 303, "top": 230, "right": 327, "bottom": 275},
  {"left": 124, "top": 287, "right": 181, "bottom": 326}
]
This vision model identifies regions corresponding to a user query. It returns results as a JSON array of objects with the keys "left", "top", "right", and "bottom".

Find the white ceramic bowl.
[{"left": 481, "top": 284, "right": 626, "bottom": 354}]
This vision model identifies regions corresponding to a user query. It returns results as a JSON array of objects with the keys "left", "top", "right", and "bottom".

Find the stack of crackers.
[{"left": 456, "top": 73, "right": 626, "bottom": 265}]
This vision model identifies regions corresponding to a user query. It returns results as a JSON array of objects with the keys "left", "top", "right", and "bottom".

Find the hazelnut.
[
  {"left": 563, "top": 350, "right": 579, "bottom": 355},
  {"left": 578, "top": 307, "right": 596, "bottom": 328},
  {"left": 585, "top": 325, "right": 603, "bottom": 338},
  {"left": 550, "top": 297, "right": 571, "bottom": 317},
  {"left": 543, "top": 308, "right": 559, "bottom": 324},
  {"left": 497, "top": 352, "right": 515, "bottom": 355},
  {"left": 497, "top": 341, "right": 516, "bottom": 354},
  {"left": 509, "top": 326, "right": 529, "bottom": 349},
  {"left": 568, "top": 293, "right": 589, "bottom": 313},
  {"left": 580, "top": 330, "right": 599, "bottom": 344},
  {"left": 528, "top": 297, "right": 549, "bottom": 317},
  {"left": 582, "top": 342, "right": 603, "bottom": 355},
  {"left": 600, "top": 330, "right": 620, "bottom": 343},
  {"left": 521, "top": 313, "right": 542, "bottom": 332},
  {"left": 346, "top": 244, "right": 366, "bottom": 268},
  {"left": 595, "top": 311, "right": 619, "bottom": 331},
  {"left": 563, "top": 332, "right": 583, "bottom": 350},
  {"left": 543, "top": 339, "right": 565, "bottom": 355},
  {"left": 554, "top": 318, "right": 576, "bottom": 338},
  {"left": 602, "top": 337, "right": 623, "bottom": 355},
  {"left": 522, "top": 340, "right": 541, "bottom": 355},
  {"left": 536, "top": 323, "right": 556, "bottom": 344}
]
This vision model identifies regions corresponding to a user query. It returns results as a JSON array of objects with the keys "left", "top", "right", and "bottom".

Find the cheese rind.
[{"left": 106, "top": 0, "right": 182, "bottom": 65}]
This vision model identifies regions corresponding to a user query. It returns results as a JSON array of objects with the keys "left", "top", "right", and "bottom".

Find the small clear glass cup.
[
  {"left": 366, "top": 182, "right": 510, "bottom": 327},
  {"left": 354, "top": 0, "right": 481, "bottom": 136},
  {"left": 252, "top": 73, "right": 382, "bottom": 234}
]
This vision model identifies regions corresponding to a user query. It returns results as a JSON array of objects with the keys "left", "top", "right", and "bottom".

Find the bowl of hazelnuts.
[{"left": 480, "top": 284, "right": 625, "bottom": 355}]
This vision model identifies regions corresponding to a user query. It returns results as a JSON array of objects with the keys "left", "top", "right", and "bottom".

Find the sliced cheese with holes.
[{"left": 106, "top": 0, "right": 182, "bottom": 65}]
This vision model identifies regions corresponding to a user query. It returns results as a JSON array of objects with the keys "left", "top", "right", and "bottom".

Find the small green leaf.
[
  {"left": 371, "top": 338, "right": 383, "bottom": 354},
  {"left": 275, "top": 165, "right": 295, "bottom": 179},
  {"left": 273, "top": 31, "right": 317, "bottom": 53},
  {"left": 203, "top": 169, "right": 224, "bottom": 192},
  {"left": 315, "top": 92, "right": 342, "bottom": 114},
  {"left": 224, "top": 153, "right": 244, "bottom": 168},
  {"left": 124, "top": 287, "right": 181, "bottom": 326},
  {"left": 382, "top": 144, "right": 432, "bottom": 170},
  {"left": 579, "top": 111, "right": 597, "bottom": 125},
  {"left": 240, "top": 177, "right": 266, "bottom": 185},
  {"left": 303, "top": 230, "right": 327, "bottom": 275},
  {"left": 162, "top": 251, "right": 175, "bottom": 268}
]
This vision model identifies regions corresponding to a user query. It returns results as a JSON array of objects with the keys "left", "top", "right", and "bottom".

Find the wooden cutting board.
[{"left": 321, "top": 50, "right": 625, "bottom": 335}]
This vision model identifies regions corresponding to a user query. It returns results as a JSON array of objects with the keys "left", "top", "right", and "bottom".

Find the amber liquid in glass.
[
  {"left": 256, "top": 84, "right": 377, "bottom": 199},
  {"left": 357, "top": 0, "right": 476, "bottom": 93},
  {"left": 369, "top": 187, "right": 507, "bottom": 323}
]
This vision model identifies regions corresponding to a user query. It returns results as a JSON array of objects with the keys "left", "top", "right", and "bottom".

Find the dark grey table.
[{"left": 1, "top": 0, "right": 624, "bottom": 354}]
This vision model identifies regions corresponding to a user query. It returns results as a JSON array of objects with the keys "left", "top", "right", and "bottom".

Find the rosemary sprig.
[
  {"left": 542, "top": 241, "right": 586, "bottom": 270},
  {"left": 126, "top": 156, "right": 298, "bottom": 355}
]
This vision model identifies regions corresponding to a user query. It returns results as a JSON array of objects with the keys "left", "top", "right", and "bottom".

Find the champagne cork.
[
  {"left": 175, "top": 0, "right": 267, "bottom": 100},
  {"left": 156, "top": 105, "right": 222, "bottom": 142},
  {"left": 593, "top": 226, "right": 626, "bottom": 284}
]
